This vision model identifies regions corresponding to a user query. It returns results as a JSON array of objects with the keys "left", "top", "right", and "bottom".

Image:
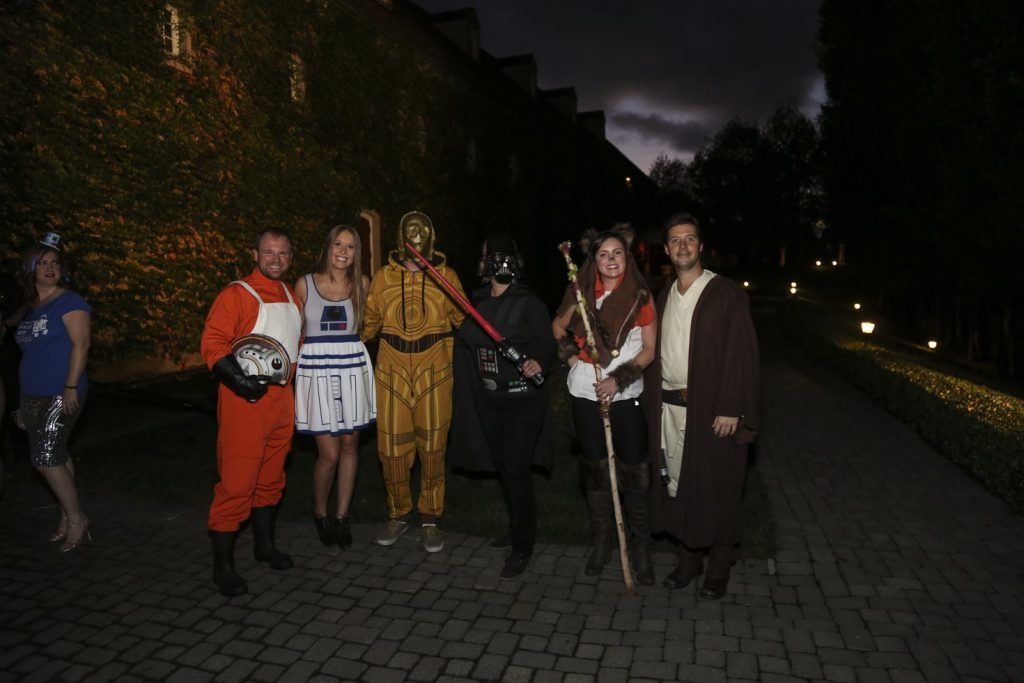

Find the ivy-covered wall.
[{"left": 1, "top": 0, "right": 653, "bottom": 370}]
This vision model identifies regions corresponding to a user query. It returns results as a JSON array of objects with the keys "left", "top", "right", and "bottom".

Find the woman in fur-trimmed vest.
[{"left": 552, "top": 226, "right": 657, "bottom": 586}]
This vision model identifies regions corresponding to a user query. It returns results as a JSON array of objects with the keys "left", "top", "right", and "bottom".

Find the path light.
[
  {"left": 742, "top": 281, "right": 749, "bottom": 288},
  {"left": 790, "top": 281, "right": 797, "bottom": 288},
  {"left": 854, "top": 302, "right": 861, "bottom": 310},
  {"left": 789, "top": 286, "right": 798, "bottom": 295},
  {"left": 860, "top": 321, "right": 875, "bottom": 347},
  {"left": 831, "top": 260, "right": 838, "bottom": 266},
  {"left": 928, "top": 340, "right": 938, "bottom": 350},
  {"left": 815, "top": 260, "right": 822, "bottom": 267}
]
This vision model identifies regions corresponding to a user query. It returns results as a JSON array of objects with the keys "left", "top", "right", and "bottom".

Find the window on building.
[
  {"left": 289, "top": 53, "right": 306, "bottom": 102},
  {"left": 161, "top": 4, "right": 192, "bottom": 69}
]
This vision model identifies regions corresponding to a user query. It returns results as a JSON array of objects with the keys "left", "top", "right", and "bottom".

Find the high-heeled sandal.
[
  {"left": 59, "top": 519, "right": 92, "bottom": 553},
  {"left": 48, "top": 514, "right": 69, "bottom": 543}
]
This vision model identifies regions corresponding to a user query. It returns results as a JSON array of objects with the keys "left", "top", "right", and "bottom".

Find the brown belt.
[
  {"left": 661, "top": 387, "right": 688, "bottom": 407},
  {"left": 380, "top": 331, "right": 451, "bottom": 354}
]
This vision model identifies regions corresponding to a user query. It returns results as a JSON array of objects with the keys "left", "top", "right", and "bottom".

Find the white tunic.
[{"left": 660, "top": 269, "right": 715, "bottom": 496}]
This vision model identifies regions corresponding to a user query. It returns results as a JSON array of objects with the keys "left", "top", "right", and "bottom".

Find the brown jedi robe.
[{"left": 643, "top": 275, "right": 760, "bottom": 548}]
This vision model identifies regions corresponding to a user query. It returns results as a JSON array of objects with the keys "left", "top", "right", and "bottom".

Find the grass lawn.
[{"left": 2, "top": 369, "right": 776, "bottom": 558}]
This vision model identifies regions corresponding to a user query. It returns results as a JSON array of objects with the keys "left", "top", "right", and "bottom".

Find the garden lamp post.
[{"left": 860, "top": 321, "right": 875, "bottom": 347}]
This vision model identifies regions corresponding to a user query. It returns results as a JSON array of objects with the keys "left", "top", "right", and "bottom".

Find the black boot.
[
  {"left": 663, "top": 544, "right": 704, "bottom": 590},
  {"left": 251, "top": 506, "right": 293, "bottom": 570},
  {"left": 583, "top": 460, "right": 614, "bottom": 576},
  {"left": 700, "top": 544, "right": 738, "bottom": 600},
  {"left": 334, "top": 515, "right": 352, "bottom": 549},
  {"left": 618, "top": 461, "right": 654, "bottom": 586},
  {"left": 210, "top": 530, "right": 248, "bottom": 597},
  {"left": 314, "top": 515, "right": 336, "bottom": 547}
]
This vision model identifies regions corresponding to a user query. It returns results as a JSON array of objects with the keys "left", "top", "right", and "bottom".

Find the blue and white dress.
[{"left": 294, "top": 274, "right": 376, "bottom": 435}]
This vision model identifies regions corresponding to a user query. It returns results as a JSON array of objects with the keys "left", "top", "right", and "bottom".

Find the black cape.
[{"left": 448, "top": 283, "right": 557, "bottom": 473}]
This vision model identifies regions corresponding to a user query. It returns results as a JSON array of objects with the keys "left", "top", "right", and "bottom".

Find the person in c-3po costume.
[{"left": 362, "top": 211, "right": 466, "bottom": 552}]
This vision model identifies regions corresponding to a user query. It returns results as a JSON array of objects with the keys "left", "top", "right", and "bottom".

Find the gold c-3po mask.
[{"left": 398, "top": 210, "right": 436, "bottom": 262}]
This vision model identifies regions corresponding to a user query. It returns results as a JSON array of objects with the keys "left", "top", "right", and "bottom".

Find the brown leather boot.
[
  {"left": 582, "top": 460, "right": 613, "bottom": 576},
  {"left": 663, "top": 545, "right": 704, "bottom": 590},
  {"left": 617, "top": 461, "right": 654, "bottom": 586},
  {"left": 700, "top": 544, "right": 738, "bottom": 599}
]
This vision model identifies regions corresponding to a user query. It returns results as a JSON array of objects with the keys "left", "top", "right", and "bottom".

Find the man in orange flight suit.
[{"left": 200, "top": 228, "right": 302, "bottom": 597}]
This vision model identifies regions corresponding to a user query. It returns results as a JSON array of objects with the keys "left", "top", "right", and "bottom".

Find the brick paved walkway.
[{"left": 2, "top": 307, "right": 1022, "bottom": 682}]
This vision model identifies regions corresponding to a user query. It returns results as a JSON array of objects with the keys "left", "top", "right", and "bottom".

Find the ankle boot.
[
  {"left": 663, "top": 545, "right": 704, "bottom": 590},
  {"left": 314, "top": 515, "right": 337, "bottom": 547},
  {"left": 582, "top": 460, "right": 614, "bottom": 576},
  {"left": 700, "top": 543, "right": 738, "bottom": 600},
  {"left": 334, "top": 515, "right": 352, "bottom": 549},
  {"left": 210, "top": 530, "right": 248, "bottom": 597},
  {"left": 251, "top": 506, "right": 293, "bottom": 570},
  {"left": 618, "top": 461, "right": 654, "bottom": 586}
]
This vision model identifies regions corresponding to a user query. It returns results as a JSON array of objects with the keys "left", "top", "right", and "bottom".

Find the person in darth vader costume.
[{"left": 449, "top": 233, "right": 557, "bottom": 580}]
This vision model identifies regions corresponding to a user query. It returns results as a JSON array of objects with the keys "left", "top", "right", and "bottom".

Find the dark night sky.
[{"left": 414, "top": 0, "right": 825, "bottom": 174}]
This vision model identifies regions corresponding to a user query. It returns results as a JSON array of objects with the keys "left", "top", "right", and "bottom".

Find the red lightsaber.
[{"left": 405, "top": 241, "right": 543, "bottom": 386}]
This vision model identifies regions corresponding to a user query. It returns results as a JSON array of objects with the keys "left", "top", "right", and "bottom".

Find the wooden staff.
[{"left": 558, "top": 241, "right": 634, "bottom": 594}]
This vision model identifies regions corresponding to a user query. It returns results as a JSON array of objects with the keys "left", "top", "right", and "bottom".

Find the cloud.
[
  {"left": 607, "top": 111, "right": 715, "bottom": 154},
  {"left": 415, "top": 0, "right": 824, "bottom": 169}
]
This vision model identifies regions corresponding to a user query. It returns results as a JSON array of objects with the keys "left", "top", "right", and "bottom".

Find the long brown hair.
[
  {"left": 314, "top": 225, "right": 366, "bottom": 331},
  {"left": 21, "top": 245, "right": 69, "bottom": 307}
]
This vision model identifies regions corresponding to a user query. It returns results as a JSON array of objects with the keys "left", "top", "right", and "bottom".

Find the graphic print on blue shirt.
[{"left": 320, "top": 305, "right": 349, "bottom": 332}]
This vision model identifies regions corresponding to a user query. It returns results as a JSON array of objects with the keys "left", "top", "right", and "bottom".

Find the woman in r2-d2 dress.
[{"left": 294, "top": 225, "right": 376, "bottom": 550}]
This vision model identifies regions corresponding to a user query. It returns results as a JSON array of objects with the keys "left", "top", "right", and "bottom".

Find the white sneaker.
[
  {"left": 375, "top": 519, "right": 410, "bottom": 546},
  {"left": 421, "top": 523, "right": 444, "bottom": 553}
]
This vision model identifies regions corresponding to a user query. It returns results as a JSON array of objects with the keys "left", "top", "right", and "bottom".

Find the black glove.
[
  {"left": 496, "top": 339, "right": 544, "bottom": 387},
  {"left": 213, "top": 354, "right": 270, "bottom": 402}
]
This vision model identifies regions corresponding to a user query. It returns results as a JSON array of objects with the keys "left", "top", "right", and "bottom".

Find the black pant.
[
  {"left": 571, "top": 396, "right": 647, "bottom": 464},
  {"left": 477, "top": 392, "right": 547, "bottom": 553}
]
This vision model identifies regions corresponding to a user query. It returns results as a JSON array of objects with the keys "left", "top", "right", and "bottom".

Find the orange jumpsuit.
[
  {"left": 201, "top": 268, "right": 301, "bottom": 532},
  {"left": 362, "top": 251, "right": 465, "bottom": 519}
]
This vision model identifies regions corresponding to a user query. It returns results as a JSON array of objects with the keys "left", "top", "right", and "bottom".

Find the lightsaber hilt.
[
  {"left": 658, "top": 448, "right": 670, "bottom": 486},
  {"left": 496, "top": 339, "right": 544, "bottom": 387}
]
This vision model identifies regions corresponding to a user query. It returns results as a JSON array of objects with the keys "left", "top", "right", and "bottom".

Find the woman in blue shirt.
[{"left": 14, "top": 235, "right": 92, "bottom": 552}]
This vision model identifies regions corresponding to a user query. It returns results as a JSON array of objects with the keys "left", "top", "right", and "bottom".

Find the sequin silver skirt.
[{"left": 19, "top": 394, "right": 84, "bottom": 468}]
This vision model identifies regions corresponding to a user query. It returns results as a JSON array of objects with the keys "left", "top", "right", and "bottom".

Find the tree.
[
  {"left": 684, "top": 107, "right": 823, "bottom": 269},
  {"left": 819, "top": 0, "right": 1024, "bottom": 375}
]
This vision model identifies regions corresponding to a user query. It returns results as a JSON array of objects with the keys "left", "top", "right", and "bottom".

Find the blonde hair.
[{"left": 314, "top": 225, "right": 366, "bottom": 331}]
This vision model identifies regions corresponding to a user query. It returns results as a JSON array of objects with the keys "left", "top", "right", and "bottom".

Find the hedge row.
[{"left": 782, "top": 301, "right": 1024, "bottom": 512}]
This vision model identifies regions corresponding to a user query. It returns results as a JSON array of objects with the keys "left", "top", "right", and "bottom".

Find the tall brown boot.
[
  {"left": 582, "top": 460, "right": 613, "bottom": 576},
  {"left": 618, "top": 461, "right": 654, "bottom": 586},
  {"left": 663, "top": 545, "right": 704, "bottom": 590},
  {"left": 700, "top": 543, "right": 738, "bottom": 600}
]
